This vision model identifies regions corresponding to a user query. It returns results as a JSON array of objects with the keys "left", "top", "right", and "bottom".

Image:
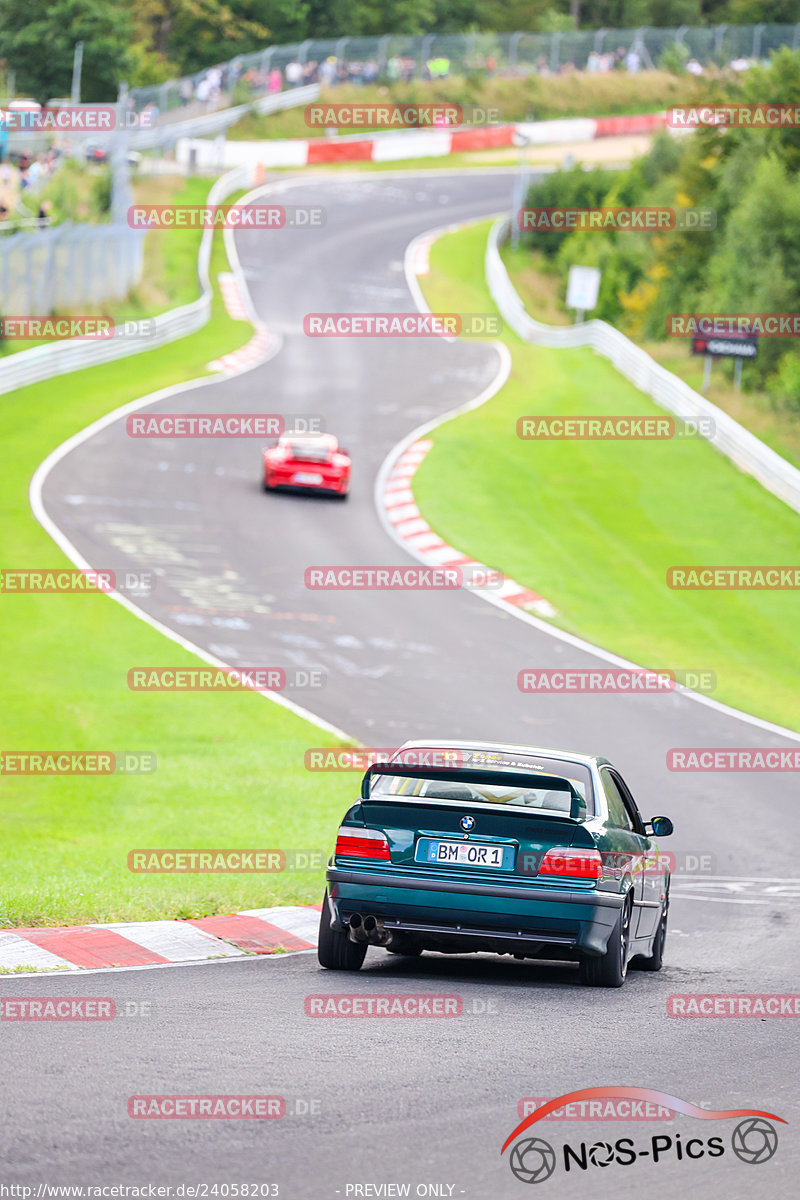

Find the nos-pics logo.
[{"left": 501, "top": 1088, "right": 783, "bottom": 1183}]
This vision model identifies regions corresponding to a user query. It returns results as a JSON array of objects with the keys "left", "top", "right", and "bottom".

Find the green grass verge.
[
  {"left": 500, "top": 241, "right": 800, "bottom": 474},
  {"left": 0, "top": 192, "right": 353, "bottom": 929},
  {"left": 414, "top": 220, "right": 800, "bottom": 732}
]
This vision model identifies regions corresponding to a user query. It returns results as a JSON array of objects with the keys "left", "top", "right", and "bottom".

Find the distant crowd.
[{"left": 164, "top": 46, "right": 760, "bottom": 116}]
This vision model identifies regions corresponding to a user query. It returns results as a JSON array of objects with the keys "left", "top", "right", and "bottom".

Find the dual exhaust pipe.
[{"left": 348, "top": 912, "right": 392, "bottom": 946}]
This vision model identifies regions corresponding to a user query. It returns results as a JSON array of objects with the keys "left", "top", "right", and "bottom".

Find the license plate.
[
  {"left": 416, "top": 838, "right": 514, "bottom": 870},
  {"left": 293, "top": 472, "right": 324, "bottom": 485}
]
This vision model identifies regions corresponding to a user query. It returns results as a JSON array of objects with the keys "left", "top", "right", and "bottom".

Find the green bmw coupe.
[{"left": 318, "top": 740, "right": 674, "bottom": 987}]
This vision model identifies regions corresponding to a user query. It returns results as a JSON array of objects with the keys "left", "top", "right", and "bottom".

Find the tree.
[
  {"left": 134, "top": 1, "right": 286, "bottom": 76},
  {"left": 0, "top": 0, "right": 134, "bottom": 102}
]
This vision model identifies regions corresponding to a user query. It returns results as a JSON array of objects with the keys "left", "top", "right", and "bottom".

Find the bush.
[{"left": 767, "top": 351, "right": 800, "bottom": 412}]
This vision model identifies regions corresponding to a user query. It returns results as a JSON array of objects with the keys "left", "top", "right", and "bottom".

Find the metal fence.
[
  {"left": 128, "top": 24, "right": 800, "bottom": 115},
  {"left": 0, "top": 166, "right": 252, "bottom": 396},
  {"left": 0, "top": 221, "right": 144, "bottom": 315},
  {"left": 485, "top": 218, "right": 800, "bottom": 520}
]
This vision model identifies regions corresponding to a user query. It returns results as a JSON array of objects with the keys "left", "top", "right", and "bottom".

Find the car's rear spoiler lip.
[{"left": 361, "top": 763, "right": 585, "bottom": 819}]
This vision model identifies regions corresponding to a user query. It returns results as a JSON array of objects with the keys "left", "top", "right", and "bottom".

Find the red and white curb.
[
  {"left": 0, "top": 906, "right": 320, "bottom": 973},
  {"left": 207, "top": 271, "right": 275, "bottom": 373},
  {"left": 381, "top": 439, "right": 556, "bottom": 618},
  {"left": 177, "top": 112, "right": 667, "bottom": 172}
]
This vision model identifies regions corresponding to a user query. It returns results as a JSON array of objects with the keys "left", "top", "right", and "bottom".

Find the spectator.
[
  {"left": 285, "top": 60, "right": 303, "bottom": 88},
  {"left": 687, "top": 58, "right": 704, "bottom": 76},
  {"left": 26, "top": 152, "right": 46, "bottom": 189},
  {"left": 625, "top": 48, "right": 641, "bottom": 73},
  {"left": 17, "top": 151, "right": 31, "bottom": 189},
  {"left": 179, "top": 77, "right": 193, "bottom": 106},
  {"left": 320, "top": 57, "right": 337, "bottom": 86},
  {"left": 486, "top": 54, "right": 496, "bottom": 77},
  {"left": 387, "top": 55, "right": 401, "bottom": 83},
  {"left": 267, "top": 67, "right": 283, "bottom": 94},
  {"left": 0, "top": 160, "right": 20, "bottom": 213}
]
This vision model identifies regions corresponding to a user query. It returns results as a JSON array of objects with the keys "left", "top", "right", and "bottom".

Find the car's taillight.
[
  {"left": 335, "top": 826, "right": 391, "bottom": 861},
  {"left": 538, "top": 847, "right": 603, "bottom": 880}
]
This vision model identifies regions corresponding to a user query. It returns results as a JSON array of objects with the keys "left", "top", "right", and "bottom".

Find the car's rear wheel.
[
  {"left": 317, "top": 891, "right": 367, "bottom": 971},
  {"left": 579, "top": 895, "right": 632, "bottom": 988},
  {"left": 631, "top": 885, "right": 668, "bottom": 972}
]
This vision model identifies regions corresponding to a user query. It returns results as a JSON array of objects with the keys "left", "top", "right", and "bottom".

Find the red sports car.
[{"left": 262, "top": 434, "right": 350, "bottom": 498}]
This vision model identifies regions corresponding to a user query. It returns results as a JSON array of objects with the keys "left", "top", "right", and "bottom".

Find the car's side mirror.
[
  {"left": 338, "top": 447, "right": 349, "bottom": 456},
  {"left": 647, "top": 816, "right": 674, "bottom": 837}
]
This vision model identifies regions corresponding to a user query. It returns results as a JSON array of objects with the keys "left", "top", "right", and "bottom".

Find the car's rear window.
[
  {"left": 379, "top": 748, "right": 594, "bottom": 814},
  {"left": 287, "top": 441, "right": 331, "bottom": 462}
]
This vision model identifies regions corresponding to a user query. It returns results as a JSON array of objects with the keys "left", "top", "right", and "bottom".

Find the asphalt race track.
[{"left": 4, "top": 172, "right": 798, "bottom": 1197}]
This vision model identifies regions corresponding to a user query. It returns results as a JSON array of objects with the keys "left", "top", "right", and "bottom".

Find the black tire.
[
  {"left": 579, "top": 895, "right": 632, "bottom": 988},
  {"left": 317, "top": 891, "right": 367, "bottom": 971},
  {"left": 631, "top": 886, "right": 668, "bottom": 972}
]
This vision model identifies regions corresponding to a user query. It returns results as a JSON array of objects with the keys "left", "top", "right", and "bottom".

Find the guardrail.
[
  {"left": 486, "top": 217, "right": 800, "bottom": 518},
  {"left": 0, "top": 165, "right": 252, "bottom": 398},
  {"left": 128, "top": 83, "right": 320, "bottom": 150}
]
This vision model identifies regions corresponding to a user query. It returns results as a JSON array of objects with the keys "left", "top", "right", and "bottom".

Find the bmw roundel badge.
[{"left": 460, "top": 815, "right": 475, "bottom": 831}]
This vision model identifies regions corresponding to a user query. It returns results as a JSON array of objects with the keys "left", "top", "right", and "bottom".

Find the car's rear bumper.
[
  {"left": 265, "top": 474, "right": 348, "bottom": 494},
  {"left": 326, "top": 865, "right": 624, "bottom": 956}
]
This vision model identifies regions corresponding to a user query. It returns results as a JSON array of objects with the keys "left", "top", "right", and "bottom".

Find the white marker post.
[{"left": 566, "top": 265, "right": 601, "bottom": 324}]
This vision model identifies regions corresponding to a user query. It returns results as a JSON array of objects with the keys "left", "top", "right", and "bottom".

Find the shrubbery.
[{"left": 519, "top": 49, "right": 800, "bottom": 407}]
